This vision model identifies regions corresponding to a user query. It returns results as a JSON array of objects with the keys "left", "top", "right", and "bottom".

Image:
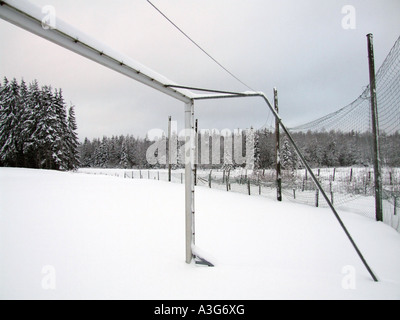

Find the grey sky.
[{"left": 1, "top": 0, "right": 399, "bottom": 140}]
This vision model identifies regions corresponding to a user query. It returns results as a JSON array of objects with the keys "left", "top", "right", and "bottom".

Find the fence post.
[
  {"left": 350, "top": 168, "right": 353, "bottom": 182},
  {"left": 248, "top": 178, "right": 251, "bottom": 196},
  {"left": 226, "top": 170, "right": 229, "bottom": 192},
  {"left": 394, "top": 197, "right": 397, "bottom": 216},
  {"left": 367, "top": 33, "right": 383, "bottom": 222},
  {"left": 315, "top": 189, "right": 319, "bottom": 207},
  {"left": 209, "top": 170, "right": 212, "bottom": 188},
  {"left": 274, "top": 88, "right": 282, "bottom": 202}
]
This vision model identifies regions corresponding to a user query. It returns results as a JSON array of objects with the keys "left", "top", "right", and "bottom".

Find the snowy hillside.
[{"left": 0, "top": 167, "right": 399, "bottom": 300}]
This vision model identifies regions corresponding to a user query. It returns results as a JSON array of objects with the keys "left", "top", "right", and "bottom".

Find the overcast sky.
[{"left": 1, "top": 0, "right": 400, "bottom": 140}]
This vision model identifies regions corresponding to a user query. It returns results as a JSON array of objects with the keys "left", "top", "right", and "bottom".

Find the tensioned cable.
[{"left": 146, "top": 0, "right": 255, "bottom": 92}]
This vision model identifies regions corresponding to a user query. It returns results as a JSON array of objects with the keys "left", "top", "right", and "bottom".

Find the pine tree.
[
  {"left": 281, "top": 139, "right": 292, "bottom": 170},
  {"left": 94, "top": 137, "right": 110, "bottom": 167},
  {"left": 253, "top": 130, "right": 261, "bottom": 170},
  {"left": 0, "top": 78, "right": 80, "bottom": 170},
  {"left": 323, "top": 140, "right": 339, "bottom": 167},
  {"left": 14, "top": 79, "right": 30, "bottom": 167},
  {"left": 53, "top": 89, "right": 69, "bottom": 169},
  {"left": 0, "top": 78, "right": 20, "bottom": 166},
  {"left": 120, "top": 137, "right": 129, "bottom": 168},
  {"left": 35, "top": 85, "right": 59, "bottom": 169},
  {"left": 24, "top": 80, "right": 42, "bottom": 168},
  {"left": 80, "top": 137, "right": 93, "bottom": 167},
  {"left": 282, "top": 138, "right": 298, "bottom": 179},
  {"left": 66, "top": 104, "right": 80, "bottom": 170}
]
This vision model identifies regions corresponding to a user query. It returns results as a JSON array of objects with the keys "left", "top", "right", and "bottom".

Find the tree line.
[
  {"left": 0, "top": 77, "right": 80, "bottom": 170},
  {"left": 2, "top": 77, "right": 397, "bottom": 172},
  {"left": 79, "top": 127, "right": 400, "bottom": 170}
]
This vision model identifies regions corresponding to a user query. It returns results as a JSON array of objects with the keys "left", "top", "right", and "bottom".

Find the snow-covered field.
[{"left": 1, "top": 167, "right": 399, "bottom": 300}]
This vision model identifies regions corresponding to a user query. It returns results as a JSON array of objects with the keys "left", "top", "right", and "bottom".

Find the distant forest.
[
  {"left": 2, "top": 77, "right": 398, "bottom": 172},
  {"left": 79, "top": 128, "right": 400, "bottom": 170},
  {"left": 0, "top": 77, "right": 80, "bottom": 170}
]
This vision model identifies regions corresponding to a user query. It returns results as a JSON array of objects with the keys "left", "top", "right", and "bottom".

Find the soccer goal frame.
[{"left": 0, "top": 0, "right": 378, "bottom": 281}]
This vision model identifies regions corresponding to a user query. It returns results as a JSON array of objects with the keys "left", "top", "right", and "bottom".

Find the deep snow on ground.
[{"left": 0, "top": 167, "right": 399, "bottom": 300}]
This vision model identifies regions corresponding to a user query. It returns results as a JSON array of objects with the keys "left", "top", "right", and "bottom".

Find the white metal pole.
[
  {"left": 184, "top": 100, "right": 195, "bottom": 263},
  {"left": 0, "top": 1, "right": 192, "bottom": 104}
]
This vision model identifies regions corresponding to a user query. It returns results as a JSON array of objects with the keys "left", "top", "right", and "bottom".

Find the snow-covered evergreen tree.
[
  {"left": 0, "top": 78, "right": 80, "bottom": 170},
  {"left": 323, "top": 140, "right": 339, "bottom": 167},
  {"left": 24, "top": 79, "right": 42, "bottom": 168},
  {"left": 66, "top": 104, "right": 80, "bottom": 170},
  {"left": 253, "top": 130, "right": 261, "bottom": 170},
  {"left": 281, "top": 139, "right": 292, "bottom": 170},
  {"left": 0, "top": 78, "right": 20, "bottom": 166},
  {"left": 281, "top": 138, "right": 298, "bottom": 179},
  {"left": 120, "top": 138, "right": 129, "bottom": 169},
  {"left": 94, "top": 137, "right": 110, "bottom": 168}
]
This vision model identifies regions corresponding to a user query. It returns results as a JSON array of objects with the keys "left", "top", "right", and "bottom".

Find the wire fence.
[{"left": 78, "top": 166, "right": 400, "bottom": 233}]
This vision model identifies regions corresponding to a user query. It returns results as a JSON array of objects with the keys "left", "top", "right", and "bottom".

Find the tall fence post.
[
  {"left": 274, "top": 88, "right": 282, "bottom": 202},
  {"left": 367, "top": 33, "right": 383, "bottom": 222}
]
